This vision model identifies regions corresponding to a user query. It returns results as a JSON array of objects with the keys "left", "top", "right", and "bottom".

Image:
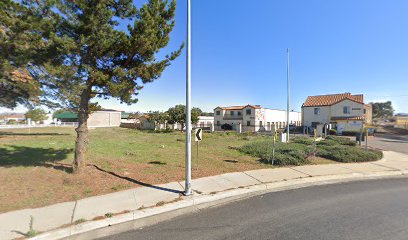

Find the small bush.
[
  {"left": 239, "top": 136, "right": 382, "bottom": 165},
  {"left": 150, "top": 129, "right": 174, "bottom": 133},
  {"left": 26, "top": 215, "right": 38, "bottom": 238},
  {"left": 74, "top": 218, "right": 86, "bottom": 225},
  {"left": 319, "top": 136, "right": 356, "bottom": 146},
  {"left": 317, "top": 146, "right": 382, "bottom": 162},
  {"left": 341, "top": 130, "right": 359, "bottom": 136},
  {"left": 329, "top": 129, "right": 337, "bottom": 135},
  {"left": 105, "top": 212, "right": 113, "bottom": 218},
  {"left": 239, "top": 140, "right": 311, "bottom": 166},
  {"left": 291, "top": 136, "right": 314, "bottom": 145},
  {"left": 242, "top": 136, "right": 253, "bottom": 141}
]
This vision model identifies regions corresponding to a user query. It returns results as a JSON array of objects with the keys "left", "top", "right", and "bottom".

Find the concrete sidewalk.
[{"left": 2, "top": 151, "right": 408, "bottom": 240}]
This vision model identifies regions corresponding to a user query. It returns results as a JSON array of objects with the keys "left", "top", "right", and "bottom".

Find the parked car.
[
  {"left": 221, "top": 123, "right": 233, "bottom": 130},
  {"left": 283, "top": 124, "right": 297, "bottom": 133}
]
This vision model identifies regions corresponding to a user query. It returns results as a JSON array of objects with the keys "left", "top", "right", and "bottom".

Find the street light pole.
[
  {"left": 286, "top": 48, "right": 290, "bottom": 142},
  {"left": 185, "top": 0, "right": 192, "bottom": 196}
]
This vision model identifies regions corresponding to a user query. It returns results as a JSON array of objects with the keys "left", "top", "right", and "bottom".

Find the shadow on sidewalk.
[
  {"left": 380, "top": 139, "right": 408, "bottom": 144},
  {"left": 11, "top": 230, "right": 29, "bottom": 238},
  {"left": 88, "top": 164, "right": 183, "bottom": 194}
]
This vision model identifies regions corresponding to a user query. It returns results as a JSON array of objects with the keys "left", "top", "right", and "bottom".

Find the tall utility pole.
[
  {"left": 286, "top": 48, "right": 290, "bottom": 142},
  {"left": 185, "top": 0, "right": 192, "bottom": 196}
]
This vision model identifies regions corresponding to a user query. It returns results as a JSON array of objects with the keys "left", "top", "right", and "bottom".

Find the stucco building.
[
  {"left": 302, "top": 93, "right": 372, "bottom": 134},
  {"left": 55, "top": 110, "right": 121, "bottom": 127},
  {"left": 214, "top": 105, "right": 301, "bottom": 132},
  {"left": 395, "top": 114, "right": 408, "bottom": 128}
]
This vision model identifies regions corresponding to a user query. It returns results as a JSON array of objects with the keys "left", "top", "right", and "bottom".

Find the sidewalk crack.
[
  {"left": 371, "top": 162, "right": 401, "bottom": 171},
  {"left": 337, "top": 165, "right": 364, "bottom": 174},
  {"left": 70, "top": 200, "right": 78, "bottom": 224},
  {"left": 243, "top": 172, "right": 263, "bottom": 184},
  {"left": 289, "top": 167, "right": 312, "bottom": 177},
  {"left": 69, "top": 200, "right": 78, "bottom": 237}
]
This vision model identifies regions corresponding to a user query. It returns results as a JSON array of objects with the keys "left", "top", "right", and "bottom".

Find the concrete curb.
[{"left": 33, "top": 169, "right": 408, "bottom": 240}]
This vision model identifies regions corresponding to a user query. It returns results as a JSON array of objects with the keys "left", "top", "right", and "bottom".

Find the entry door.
[{"left": 337, "top": 123, "right": 345, "bottom": 135}]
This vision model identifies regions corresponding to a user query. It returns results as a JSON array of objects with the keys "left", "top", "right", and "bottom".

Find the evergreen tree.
[
  {"left": 0, "top": 0, "right": 50, "bottom": 108},
  {"left": 2, "top": 0, "right": 183, "bottom": 173},
  {"left": 371, "top": 101, "right": 394, "bottom": 119}
]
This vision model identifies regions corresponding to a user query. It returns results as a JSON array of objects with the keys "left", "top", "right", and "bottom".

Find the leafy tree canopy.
[
  {"left": 371, "top": 101, "right": 394, "bottom": 119},
  {"left": 25, "top": 108, "right": 48, "bottom": 122},
  {"left": 167, "top": 105, "right": 202, "bottom": 127},
  {"left": 147, "top": 111, "right": 169, "bottom": 124}
]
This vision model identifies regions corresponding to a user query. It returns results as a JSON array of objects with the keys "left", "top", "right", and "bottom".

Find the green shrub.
[
  {"left": 238, "top": 136, "right": 382, "bottom": 165},
  {"left": 291, "top": 136, "right": 314, "bottom": 145},
  {"left": 341, "top": 130, "right": 359, "bottom": 136},
  {"left": 319, "top": 136, "right": 356, "bottom": 146},
  {"left": 150, "top": 129, "right": 174, "bottom": 133},
  {"left": 239, "top": 140, "right": 311, "bottom": 166},
  {"left": 317, "top": 145, "right": 382, "bottom": 162},
  {"left": 329, "top": 129, "right": 337, "bottom": 135}
]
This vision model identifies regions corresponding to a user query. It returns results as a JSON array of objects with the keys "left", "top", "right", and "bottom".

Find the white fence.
[{"left": 0, "top": 122, "right": 78, "bottom": 129}]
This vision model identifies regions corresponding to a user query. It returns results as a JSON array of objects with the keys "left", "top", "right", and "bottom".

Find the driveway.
[
  {"left": 368, "top": 133, "right": 408, "bottom": 155},
  {"left": 98, "top": 177, "right": 408, "bottom": 240}
]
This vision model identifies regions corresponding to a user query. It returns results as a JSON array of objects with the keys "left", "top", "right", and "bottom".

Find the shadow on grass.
[
  {"left": 0, "top": 145, "right": 73, "bottom": 171},
  {"left": 224, "top": 160, "right": 238, "bottom": 163},
  {"left": 148, "top": 161, "right": 167, "bottom": 165},
  {"left": 88, "top": 164, "right": 182, "bottom": 194},
  {"left": 0, "top": 132, "right": 70, "bottom": 136},
  {"left": 257, "top": 159, "right": 273, "bottom": 165}
]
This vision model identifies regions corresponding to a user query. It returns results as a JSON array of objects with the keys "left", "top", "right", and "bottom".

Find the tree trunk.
[{"left": 73, "top": 88, "right": 91, "bottom": 173}]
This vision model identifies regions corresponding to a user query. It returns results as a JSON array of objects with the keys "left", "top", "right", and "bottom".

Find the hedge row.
[{"left": 239, "top": 136, "right": 382, "bottom": 166}]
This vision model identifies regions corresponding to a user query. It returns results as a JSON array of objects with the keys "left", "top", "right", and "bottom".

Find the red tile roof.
[
  {"left": 215, "top": 105, "right": 262, "bottom": 110},
  {"left": 302, "top": 93, "right": 364, "bottom": 107},
  {"left": 5, "top": 113, "right": 26, "bottom": 119}
]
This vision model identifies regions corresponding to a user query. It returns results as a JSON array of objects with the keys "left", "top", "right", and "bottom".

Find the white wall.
[
  {"left": 213, "top": 106, "right": 301, "bottom": 132},
  {"left": 302, "top": 99, "right": 365, "bottom": 127},
  {"left": 302, "top": 106, "right": 331, "bottom": 127},
  {"left": 331, "top": 99, "right": 364, "bottom": 117},
  {"left": 88, "top": 111, "right": 121, "bottom": 127}
]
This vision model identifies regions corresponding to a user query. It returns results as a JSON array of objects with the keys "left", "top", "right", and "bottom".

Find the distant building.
[
  {"left": 54, "top": 110, "right": 121, "bottom": 127},
  {"left": 395, "top": 114, "right": 408, "bottom": 128},
  {"left": 193, "top": 116, "right": 214, "bottom": 129},
  {"left": 302, "top": 93, "right": 372, "bottom": 134},
  {"left": 213, "top": 104, "right": 301, "bottom": 132},
  {"left": 2, "top": 113, "right": 26, "bottom": 123}
]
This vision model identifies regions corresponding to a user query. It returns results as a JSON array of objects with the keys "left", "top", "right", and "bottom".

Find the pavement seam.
[
  {"left": 371, "top": 162, "right": 402, "bottom": 171},
  {"left": 242, "top": 172, "right": 263, "bottom": 184},
  {"left": 132, "top": 190, "right": 138, "bottom": 217},
  {"left": 177, "top": 181, "right": 185, "bottom": 192},
  {"left": 69, "top": 200, "right": 78, "bottom": 238},
  {"left": 336, "top": 165, "right": 366, "bottom": 174},
  {"left": 289, "top": 167, "right": 313, "bottom": 177}
]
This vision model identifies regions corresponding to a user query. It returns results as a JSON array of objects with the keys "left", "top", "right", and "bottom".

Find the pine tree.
[
  {"left": 0, "top": 0, "right": 50, "bottom": 108},
  {"left": 3, "top": 0, "right": 183, "bottom": 173}
]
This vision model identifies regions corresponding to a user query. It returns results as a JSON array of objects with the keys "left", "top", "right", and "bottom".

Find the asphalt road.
[
  {"left": 99, "top": 177, "right": 408, "bottom": 240},
  {"left": 368, "top": 134, "right": 408, "bottom": 154}
]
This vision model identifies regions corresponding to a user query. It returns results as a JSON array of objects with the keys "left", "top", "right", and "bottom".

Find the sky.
[{"left": 4, "top": 0, "right": 408, "bottom": 113}]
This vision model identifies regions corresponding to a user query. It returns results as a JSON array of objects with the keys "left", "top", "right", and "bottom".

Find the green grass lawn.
[
  {"left": 0, "top": 127, "right": 344, "bottom": 213},
  {"left": 0, "top": 127, "right": 272, "bottom": 212}
]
